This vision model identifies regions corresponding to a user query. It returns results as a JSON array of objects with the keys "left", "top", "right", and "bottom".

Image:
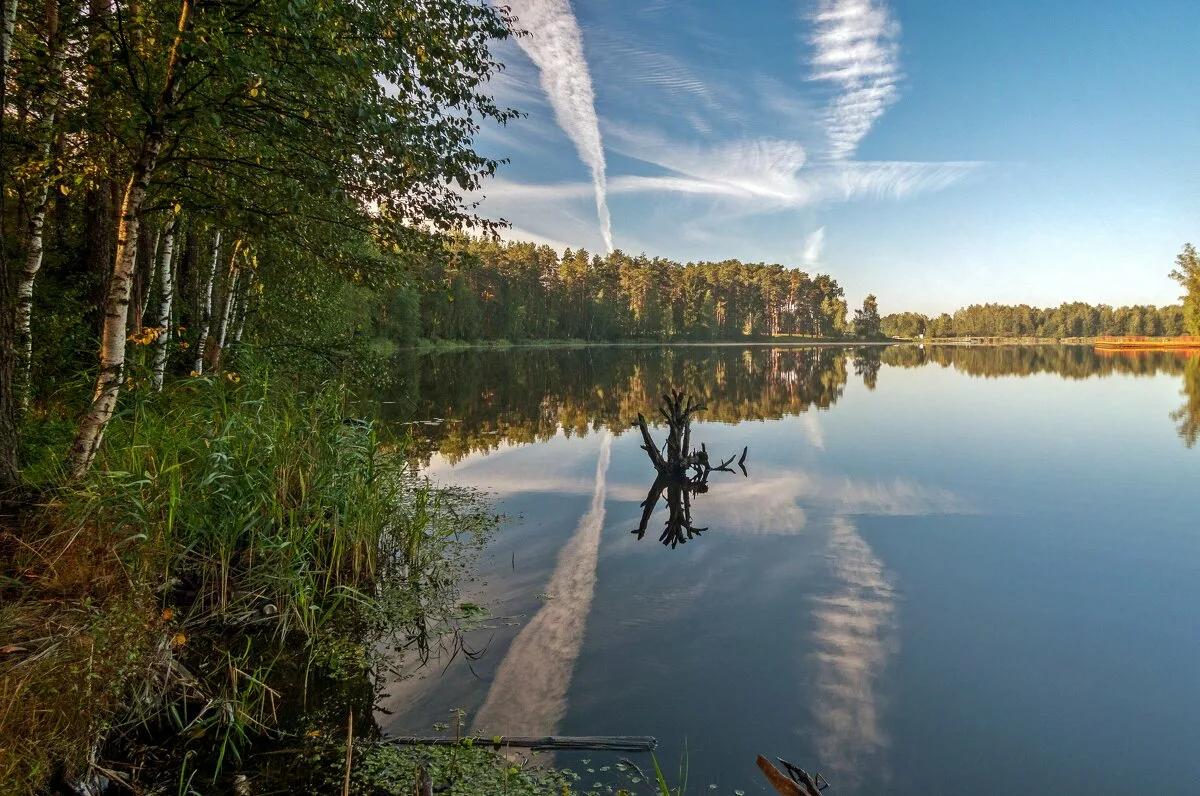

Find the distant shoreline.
[
  {"left": 409, "top": 337, "right": 898, "bottom": 351},
  {"left": 406, "top": 336, "right": 1167, "bottom": 352}
]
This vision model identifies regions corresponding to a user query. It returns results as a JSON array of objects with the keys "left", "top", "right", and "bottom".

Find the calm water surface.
[{"left": 378, "top": 345, "right": 1200, "bottom": 795}]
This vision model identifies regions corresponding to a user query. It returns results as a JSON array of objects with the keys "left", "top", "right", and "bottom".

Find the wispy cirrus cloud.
[
  {"left": 505, "top": 0, "right": 614, "bottom": 252},
  {"left": 808, "top": 0, "right": 902, "bottom": 160},
  {"left": 473, "top": 1, "right": 981, "bottom": 261}
]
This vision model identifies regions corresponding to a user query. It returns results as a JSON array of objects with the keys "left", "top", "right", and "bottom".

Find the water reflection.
[
  {"left": 852, "top": 347, "right": 882, "bottom": 390},
  {"left": 809, "top": 516, "right": 896, "bottom": 789},
  {"left": 377, "top": 342, "right": 1200, "bottom": 794},
  {"left": 1172, "top": 355, "right": 1200, "bottom": 447},
  {"left": 471, "top": 433, "right": 612, "bottom": 736},
  {"left": 385, "top": 344, "right": 1200, "bottom": 458},
  {"left": 385, "top": 346, "right": 847, "bottom": 463},
  {"left": 880, "top": 343, "right": 1188, "bottom": 379},
  {"left": 630, "top": 390, "right": 749, "bottom": 548}
]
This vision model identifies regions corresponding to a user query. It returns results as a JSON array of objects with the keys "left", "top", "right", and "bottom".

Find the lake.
[{"left": 377, "top": 344, "right": 1200, "bottom": 795}]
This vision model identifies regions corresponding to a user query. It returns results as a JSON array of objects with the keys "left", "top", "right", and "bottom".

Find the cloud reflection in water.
[
  {"left": 809, "top": 515, "right": 897, "bottom": 789},
  {"left": 471, "top": 433, "right": 613, "bottom": 735}
]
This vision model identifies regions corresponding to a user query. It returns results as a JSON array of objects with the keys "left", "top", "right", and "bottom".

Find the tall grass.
[
  {"left": 67, "top": 370, "right": 467, "bottom": 634},
  {"left": 1, "top": 368, "right": 495, "bottom": 792}
]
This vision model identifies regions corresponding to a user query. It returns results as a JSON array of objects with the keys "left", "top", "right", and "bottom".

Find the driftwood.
[
  {"left": 632, "top": 390, "right": 748, "bottom": 547},
  {"left": 755, "top": 755, "right": 828, "bottom": 796},
  {"left": 384, "top": 735, "right": 657, "bottom": 752}
]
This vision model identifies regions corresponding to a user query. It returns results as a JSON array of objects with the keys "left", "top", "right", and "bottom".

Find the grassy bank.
[{"left": 0, "top": 371, "right": 503, "bottom": 793}]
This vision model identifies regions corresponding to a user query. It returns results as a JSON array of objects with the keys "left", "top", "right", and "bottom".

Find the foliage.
[
  {"left": 853, "top": 294, "right": 882, "bottom": 339},
  {"left": 1169, "top": 243, "right": 1200, "bottom": 336},
  {"left": 0, "top": 0, "right": 521, "bottom": 482},
  {"left": 294, "top": 739, "right": 579, "bottom": 796},
  {"left": 403, "top": 236, "right": 852, "bottom": 342},
  {"left": 882, "top": 301, "right": 1188, "bottom": 339}
]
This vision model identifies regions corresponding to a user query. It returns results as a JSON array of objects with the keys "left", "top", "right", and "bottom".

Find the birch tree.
[
  {"left": 66, "top": 0, "right": 194, "bottom": 477},
  {"left": 206, "top": 238, "right": 241, "bottom": 372},
  {"left": 230, "top": 262, "right": 253, "bottom": 345},
  {"left": 34, "top": 0, "right": 517, "bottom": 478},
  {"left": 150, "top": 216, "right": 178, "bottom": 390},
  {"left": 191, "top": 230, "right": 220, "bottom": 375}
]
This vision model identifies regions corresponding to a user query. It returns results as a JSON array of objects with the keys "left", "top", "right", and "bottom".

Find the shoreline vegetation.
[{"left": 411, "top": 334, "right": 1200, "bottom": 351}]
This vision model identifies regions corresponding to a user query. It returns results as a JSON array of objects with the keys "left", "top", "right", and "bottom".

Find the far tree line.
[
  {"left": 883, "top": 243, "right": 1200, "bottom": 339},
  {"left": 370, "top": 237, "right": 875, "bottom": 343}
]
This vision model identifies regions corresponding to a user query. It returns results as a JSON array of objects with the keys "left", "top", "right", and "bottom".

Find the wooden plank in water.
[{"left": 385, "top": 735, "right": 657, "bottom": 752}]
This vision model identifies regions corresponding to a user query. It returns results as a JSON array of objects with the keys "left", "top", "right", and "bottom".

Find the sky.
[{"left": 471, "top": 0, "right": 1200, "bottom": 315}]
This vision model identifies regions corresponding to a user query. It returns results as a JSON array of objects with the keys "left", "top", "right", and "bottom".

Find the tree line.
[
  {"left": 883, "top": 243, "right": 1200, "bottom": 339},
  {"left": 884, "top": 301, "right": 1186, "bottom": 339},
  {"left": 374, "top": 237, "right": 863, "bottom": 343}
]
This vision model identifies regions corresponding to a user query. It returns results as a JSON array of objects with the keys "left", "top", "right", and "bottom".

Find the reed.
[{"left": 0, "top": 368, "right": 495, "bottom": 791}]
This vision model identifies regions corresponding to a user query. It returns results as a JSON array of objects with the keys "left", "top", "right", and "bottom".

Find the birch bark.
[
  {"left": 150, "top": 218, "right": 177, "bottom": 390},
  {"left": 67, "top": 0, "right": 193, "bottom": 477},
  {"left": 192, "top": 230, "right": 221, "bottom": 375}
]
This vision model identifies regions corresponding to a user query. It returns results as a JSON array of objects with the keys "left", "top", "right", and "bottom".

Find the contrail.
[
  {"left": 472, "top": 432, "right": 613, "bottom": 735},
  {"left": 506, "top": 0, "right": 614, "bottom": 252}
]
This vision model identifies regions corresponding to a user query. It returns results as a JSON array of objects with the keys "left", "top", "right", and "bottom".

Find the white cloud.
[
  {"left": 804, "top": 226, "right": 827, "bottom": 266},
  {"left": 505, "top": 0, "right": 614, "bottom": 252},
  {"left": 808, "top": 0, "right": 902, "bottom": 160},
  {"left": 468, "top": 2, "right": 980, "bottom": 257}
]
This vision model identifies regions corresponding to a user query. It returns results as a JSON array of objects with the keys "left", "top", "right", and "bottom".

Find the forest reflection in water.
[{"left": 382, "top": 344, "right": 1200, "bottom": 459}]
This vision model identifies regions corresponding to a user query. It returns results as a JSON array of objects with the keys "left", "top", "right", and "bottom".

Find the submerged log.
[{"left": 384, "top": 734, "right": 658, "bottom": 752}]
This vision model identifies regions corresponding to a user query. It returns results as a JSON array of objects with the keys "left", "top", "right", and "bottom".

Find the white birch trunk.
[
  {"left": 66, "top": 0, "right": 192, "bottom": 478},
  {"left": 67, "top": 142, "right": 161, "bottom": 477},
  {"left": 1, "top": 0, "right": 16, "bottom": 71},
  {"left": 192, "top": 229, "right": 220, "bottom": 375},
  {"left": 150, "top": 218, "right": 177, "bottom": 390},
  {"left": 231, "top": 268, "right": 253, "bottom": 344},
  {"left": 208, "top": 239, "right": 242, "bottom": 372},
  {"left": 216, "top": 270, "right": 238, "bottom": 350},
  {"left": 15, "top": 177, "right": 51, "bottom": 412},
  {"left": 140, "top": 227, "right": 161, "bottom": 327},
  {"left": 13, "top": 1, "right": 66, "bottom": 412}
]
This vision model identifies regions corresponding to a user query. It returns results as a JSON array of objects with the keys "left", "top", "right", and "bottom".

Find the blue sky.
[{"left": 473, "top": 0, "right": 1200, "bottom": 314}]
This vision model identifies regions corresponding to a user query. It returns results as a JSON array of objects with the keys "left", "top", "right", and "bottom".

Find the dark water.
[{"left": 378, "top": 345, "right": 1200, "bottom": 795}]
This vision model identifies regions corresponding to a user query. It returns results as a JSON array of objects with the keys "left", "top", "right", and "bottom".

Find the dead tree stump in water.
[{"left": 632, "top": 390, "right": 748, "bottom": 547}]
